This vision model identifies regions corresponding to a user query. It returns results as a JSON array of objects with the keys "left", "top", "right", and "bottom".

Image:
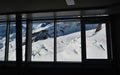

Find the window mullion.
[
  {"left": 54, "top": 12, "right": 57, "bottom": 62},
  {"left": 16, "top": 14, "right": 22, "bottom": 62},
  {"left": 81, "top": 17, "right": 86, "bottom": 62},
  {"left": 25, "top": 14, "right": 32, "bottom": 62},
  {"left": 5, "top": 15, "right": 10, "bottom": 61},
  {"left": 106, "top": 21, "right": 113, "bottom": 60}
]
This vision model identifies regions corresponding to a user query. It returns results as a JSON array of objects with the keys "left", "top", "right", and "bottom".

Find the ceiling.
[{"left": 0, "top": 0, "right": 120, "bottom": 15}]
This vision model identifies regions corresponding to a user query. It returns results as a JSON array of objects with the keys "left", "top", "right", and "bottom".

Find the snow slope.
[
  {"left": 57, "top": 31, "right": 81, "bottom": 61},
  {"left": 0, "top": 22, "right": 107, "bottom": 61},
  {"left": 86, "top": 24, "right": 107, "bottom": 59}
]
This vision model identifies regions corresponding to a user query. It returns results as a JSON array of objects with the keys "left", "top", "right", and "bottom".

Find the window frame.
[
  {"left": 0, "top": 15, "right": 17, "bottom": 62},
  {"left": 0, "top": 12, "right": 113, "bottom": 65},
  {"left": 81, "top": 16, "right": 112, "bottom": 63},
  {"left": 56, "top": 19, "right": 82, "bottom": 62}
]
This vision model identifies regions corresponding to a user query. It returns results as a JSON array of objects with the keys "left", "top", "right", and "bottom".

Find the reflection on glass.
[
  {"left": 0, "top": 24, "right": 6, "bottom": 61},
  {"left": 85, "top": 23, "right": 108, "bottom": 59},
  {"left": 32, "top": 21, "right": 54, "bottom": 61},
  {"left": 56, "top": 21, "right": 81, "bottom": 62},
  {"left": 8, "top": 23, "right": 16, "bottom": 61}
]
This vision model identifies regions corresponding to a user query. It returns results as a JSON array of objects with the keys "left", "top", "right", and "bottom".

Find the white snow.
[
  {"left": 31, "top": 38, "right": 54, "bottom": 61},
  {"left": 57, "top": 31, "right": 81, "bottom": 61},
  {"left": 0, "top": 23, "right": 108, "bottom": 61},
  {"left": 8, "top": 39, "right": 16, "bottom": 61},
  {"left": 86, "top": 24, "right": 107, "bottom": 59}
]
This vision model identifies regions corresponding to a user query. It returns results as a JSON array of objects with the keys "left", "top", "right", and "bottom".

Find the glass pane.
[
  {"left": 8, "top": 23, "right": 16, "bottom": 61},
  {"left": 85, "top": 23, "right": 108, "bottom": 59},
  {"left": 32, "top": 21, "right": 54, "bottom": 61},
  {"left": 0, "top": 24, "right": 6, "bottom": 61},
  {"left": 57, "top": 20, "right": 81, "bottom": 62},
  {"left": 22, "top": 22, "right": 26, "bottom": 61}
]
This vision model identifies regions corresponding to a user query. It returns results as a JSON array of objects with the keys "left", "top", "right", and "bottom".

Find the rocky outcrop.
[
  {"left": 95, "top": 24, "right": 102, "bottom": 33},
  {"left": 32, "top": 30, "right": 48, "bottom": 42}
]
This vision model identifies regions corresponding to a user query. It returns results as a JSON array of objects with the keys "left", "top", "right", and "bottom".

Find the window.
[
  {"left": 85, "top": 23, "right": 108, "bottom": 59},
  {"left": 0, "top": 12, "right": 112, "bottom": 63},
  {"left": 22, "top": 13, "right": 111, "bottom": 62},
  {"left": 8, "top": 22, "right": 16, "bottom": 61},
  {"left": 22, "top": 22, "right": 26, "bottom": 61},
  {"left": 0, "top": 23, "right": 6, "bottom": 61},
  {"left": 31, "top": 21, "right": 54, "bottom": 61},
  {"left": 56, "top": 20, "right": 81, "bottom": 62},
  {"left": 0, "top": 15, "right": 16, "bottom": 61}
]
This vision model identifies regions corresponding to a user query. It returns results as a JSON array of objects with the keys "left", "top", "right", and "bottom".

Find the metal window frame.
[
  {"left": 82, "top": 16, "right": 113, "bottom": 63},
  {"left": 16, "top": 14, "right": 22, "bottom": 63},
  {"left": 54, "top": 12, "right": 57, "bottom": 62},
  {"left": 5, "top": 15, "right": 10, "bottom": 61},
  {"left": 25, "top": 14, "right": 32, "bottom": 62},
  {"left": 0, "top": 11, "right": 113, "bottom": 64},
  {"left": 23, "top": 14, "right": 112, "bottom": 63}
]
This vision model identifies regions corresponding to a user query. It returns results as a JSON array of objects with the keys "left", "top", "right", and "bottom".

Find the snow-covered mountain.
[
  {"left": 0, "top": 22, "right": 107, "bottom": 61},
  {"left": 86, "top": 24, "right": 107, "bottom": 59}
]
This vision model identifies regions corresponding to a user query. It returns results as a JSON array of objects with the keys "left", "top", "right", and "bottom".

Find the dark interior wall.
[
  {"left": 110, "top": 14, "right": 120, "bottom": 74},
  {"left": 0, "top": 0, "right": 120, "bottom": 14}
]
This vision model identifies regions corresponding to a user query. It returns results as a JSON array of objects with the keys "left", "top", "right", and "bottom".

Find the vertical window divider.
[
  {"left": 54, "top": 12, "right": 57, "bottom": 62},
  {"left": 5, "top": 15, "right": 10, "bottom": 61},
  {"left": 81, "top": 17, "right": 86, "bottom": 62},
  {"left": 16, "top": 14, "right": 23, "bottom": 75},
  {"left": 16, "top": 14, "right": 22, "bottom": 63},
  {"left": 106, "top": 20, "right": 113, "bottom": 61},
  {"left": 25, "top": 14, "right": 32, "bottom": 62}
]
